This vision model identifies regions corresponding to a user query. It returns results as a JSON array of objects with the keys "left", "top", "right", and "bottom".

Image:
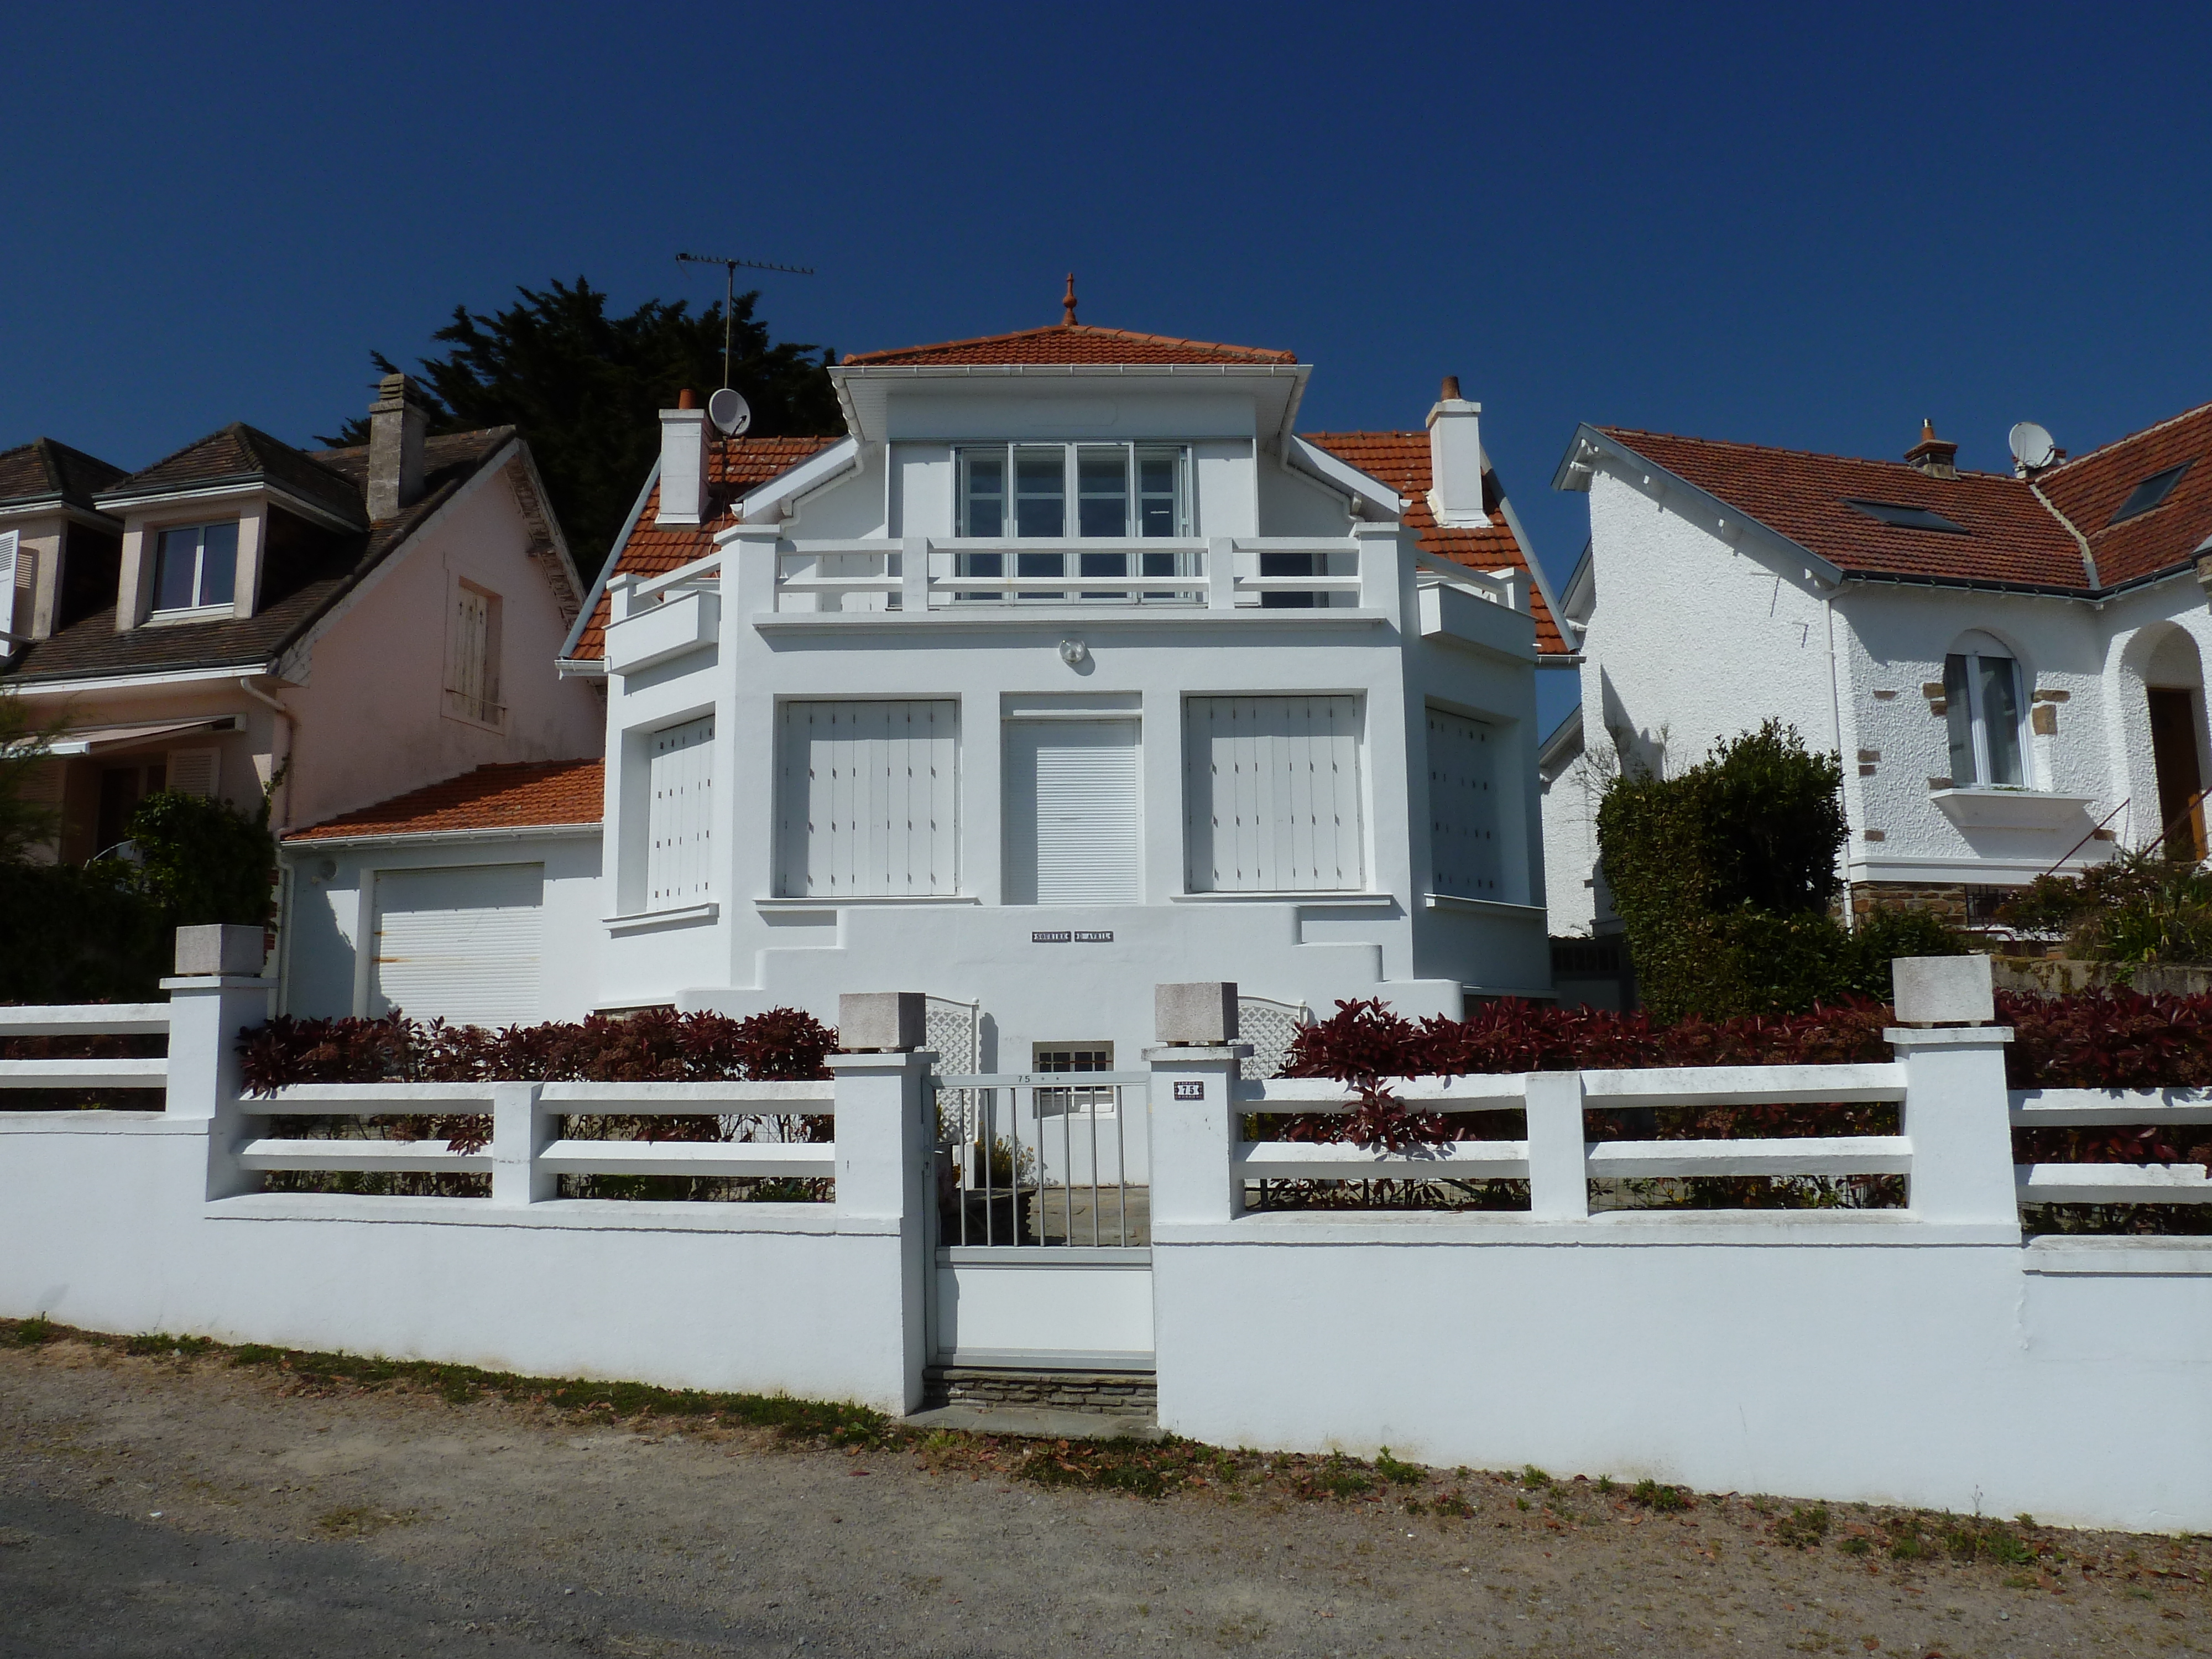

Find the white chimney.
[
  {"left": 1426, "top": 375, "right": 1489, "bottom": 528},
  {"left": 656, "top": 389, "right": 709, "bottom": 526}
]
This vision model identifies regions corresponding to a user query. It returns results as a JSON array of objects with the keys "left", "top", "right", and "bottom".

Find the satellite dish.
[
  {"left": 708, "top": 388, "right": 752, "bottom": 437},
  {"left": 2008, "top": 421, "right": 2056, "bottom": 472}
]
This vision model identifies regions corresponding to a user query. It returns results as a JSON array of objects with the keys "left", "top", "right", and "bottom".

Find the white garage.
[{"left": 370, "top": 863, "right": 545, "bottom": 1028}]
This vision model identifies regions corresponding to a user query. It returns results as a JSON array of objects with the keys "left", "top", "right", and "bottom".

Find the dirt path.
[{"left": 1, "top": 1332, "right": 2204, "bottom": 1658}]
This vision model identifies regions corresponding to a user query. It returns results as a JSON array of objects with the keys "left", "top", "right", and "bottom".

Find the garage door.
[{"left": 371, "top": 863, "right": 544, "bottom": 1028}]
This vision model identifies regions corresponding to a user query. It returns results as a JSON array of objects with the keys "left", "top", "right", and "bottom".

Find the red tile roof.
[
  {"left": 844, "top": 323, "right": 1296, "bottom": 367},
  {"left": 1302, "top": 431, "right": 1566, "bottom": 654},
  {"left": 1597, "top": 428, "right": 2089, "bottom": 589},
  {"left": 1598, "top": 410, "right": 2212, "bottom": 597},
  {"left": 288, "top": 759, "right": 604, "bottom": 841},
  {"left": 2033, "top": 400, "right": 2212, "bottom": 589},
  {"left": 570, "top": 435, "right": 843, "bottom": 659}
]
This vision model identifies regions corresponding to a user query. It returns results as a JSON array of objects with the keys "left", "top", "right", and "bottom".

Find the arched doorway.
[{"left": 2143, "top": 629, "right": 2207, "bottom": 860}]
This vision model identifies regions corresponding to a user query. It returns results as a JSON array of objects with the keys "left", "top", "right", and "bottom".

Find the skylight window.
[
  {"left": 1843, "top": 499, "right": 1968, "bottom": 534},
  {"left": 2110, "top": 462, "right": 2191, "bottom": 526}
]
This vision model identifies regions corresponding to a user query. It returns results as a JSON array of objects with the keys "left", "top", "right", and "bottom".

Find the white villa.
[
  {"left": 1544, "top": 405, "right": 2212, "bottom": 937},
  {"left": 278, "top": 306, "right": 1567, "bottom": 1071}
]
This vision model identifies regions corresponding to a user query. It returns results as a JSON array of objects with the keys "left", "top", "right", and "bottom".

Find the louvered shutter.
[
  {"left": 646, "top": 716, "right": 715, "bottom": 907},
  {"left": 1426, "top": 707, "right": 1501, "bottom": 898},
  {"left": 1005, "top": 720, "right": 1140, "bottom": 904},
  {"left": 0, "top": 530, "right": 18, "bottom": 645},
  {"left": 775, "top": 700, "right": 958, "bottom": 897},
  {"left": 1183, "top": 695, "right": 1363, "bottom": 892},
  {"left": 372, "top": 863, "right": 544, "bottom": 1027},
  {"left": 166, "top": 747, "right": 220, "bottom": 799}
]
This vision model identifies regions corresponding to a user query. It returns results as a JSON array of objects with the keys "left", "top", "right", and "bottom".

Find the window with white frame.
[
  {"left": 1003, "top": 718, "right": 1141, "bottom": 904},
  {"left": 445, "top": 580, "right": 504, "bottom": 726},
  {"left": 775, "top": 700, "right": 959, "bottom": 897},
  {"left": 151, "top": 522, "right": 238, "bottom": 613},
  {"left": 1032, "top": 1042, "right": 1116, "bottom": 1116},
  {"left": 1183, "top": 695, "right": 1364, "bottom": 892},
  {"left": 954, "top": 444, "right": 1192, "bottom": 597},
  {"left": 1943, "top": 632, "right": 2028, "bottom": 787},
  {"left": 646, "top": 715, "right": 716, "bottom": 909}
]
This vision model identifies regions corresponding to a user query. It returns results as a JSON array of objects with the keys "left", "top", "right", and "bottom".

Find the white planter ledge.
[{"left": 1928, "top": 787, "right": 2095, "bottom": 830}]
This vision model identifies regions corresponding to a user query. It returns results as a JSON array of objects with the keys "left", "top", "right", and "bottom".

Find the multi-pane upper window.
[
  {"left": 152, "top": 522, "right": 238, "bottom": 613},
  {"left": 955, "top": 444, "right": 1192, "bottom": 598},
  {"left": 1943, "top": 633, "right": 2028, "bottom": 788}
]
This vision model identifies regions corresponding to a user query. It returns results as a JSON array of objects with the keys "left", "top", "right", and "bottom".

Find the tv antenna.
[{"left": 676, "top": 252, "right": 816, "bottom": 393}]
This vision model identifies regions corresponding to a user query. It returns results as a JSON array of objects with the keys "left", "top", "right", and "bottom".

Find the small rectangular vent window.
[
  {"left": 2110, "top": 462, "right": 2191, "bottom": 526},
  {"left": 1843, "top": 499, "right": 1968, "bottom": 534}
]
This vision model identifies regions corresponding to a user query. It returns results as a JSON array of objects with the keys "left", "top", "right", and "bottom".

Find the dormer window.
[{"left": 152, "top": 522, "right": 237, "bottom": 614}]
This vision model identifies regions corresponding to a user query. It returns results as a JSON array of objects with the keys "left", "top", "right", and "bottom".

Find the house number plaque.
[{"left": 1173, "top": 1081, "right": 1204, "bottom": 1100}]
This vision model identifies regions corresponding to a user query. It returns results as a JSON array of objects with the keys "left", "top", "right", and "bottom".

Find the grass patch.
[
  {"left": 1374, "top": 1447, "right": 1425, "bottom": 1485},
  {"left": 124, "top": 1333, "right": 217, "bottom": 1359},
  {"left": 316, "top": 1504, "right": 418, "bottom": 1538},
  {"left": 1773, "top": 1503, "right": 1830, "bottom": 1548},
  {"left": 7, "top": 1314, "right": 56, "bottom": 1348},
  {"left": 1520, "top": 1464, "right": 1552, "bottom": 1490},
  {"left": 1630, "top": 1478, "right": 1691, "bottom": 1512}
]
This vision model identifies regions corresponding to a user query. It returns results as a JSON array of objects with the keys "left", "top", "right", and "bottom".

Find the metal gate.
[{"left": 927, "top": 1068, "right": 1153, "bottom": 1369}]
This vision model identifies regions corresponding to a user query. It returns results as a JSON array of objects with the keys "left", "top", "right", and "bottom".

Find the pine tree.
[{"left": 321, "top": 278, "right": 838, "bottom": 581}]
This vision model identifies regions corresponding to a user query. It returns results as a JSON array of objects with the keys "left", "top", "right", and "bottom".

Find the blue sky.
[{"left": 6, "top": 1, "right": 2208, "bottom": 731}]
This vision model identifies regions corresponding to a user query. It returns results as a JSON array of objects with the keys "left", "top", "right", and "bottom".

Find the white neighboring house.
[
  {"left": 1544, "top": 407, "right": 2212, "bottom": 937},
  {"left": 279, "top": 309, "right": 1570, "bottom": 1065},
  {"left": 0, "top": 375, "right": 600, "bottom": 864}
]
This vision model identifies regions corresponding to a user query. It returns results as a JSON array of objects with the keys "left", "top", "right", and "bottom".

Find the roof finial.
[{"left": 1062, "top": 272, "right": 1078, "bottom": 326}]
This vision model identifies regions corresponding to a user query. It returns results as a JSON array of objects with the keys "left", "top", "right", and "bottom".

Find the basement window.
[
  {"left": 2110, "top": 462, "right": 2191, "bottom": 526},
  {"left": 1843, "top": 499, "right": 1968, "bottom": 534}
]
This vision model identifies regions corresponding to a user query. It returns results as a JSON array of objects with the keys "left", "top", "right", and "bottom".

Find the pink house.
[{"left": 0, "top": 374, "right": 602, "bottom": 861}]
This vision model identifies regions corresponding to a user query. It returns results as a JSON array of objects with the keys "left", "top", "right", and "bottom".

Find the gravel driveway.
[{"left": 1, "top": 1327, "right": 2204, "bottom": 1657}]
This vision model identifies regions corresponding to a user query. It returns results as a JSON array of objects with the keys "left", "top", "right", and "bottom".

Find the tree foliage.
[
  {"left": 1595, "top": 721, "right": 1964, "bottom": 1021},
  {"left": 321, "top": 277, "right": 841, "bottom": 581},
  {"left": 0, "top": 692, "right": 66, "bottom": 863},
  {"left": 1997, "top": 848, "right": 2212, "bottom": 967}
]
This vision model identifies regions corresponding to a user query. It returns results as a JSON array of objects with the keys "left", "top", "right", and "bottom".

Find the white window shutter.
[
  {"left": 1006, "top": 720, "right": 1140, "bottom": 904},
  {"left": 1183, "top": 695, "right": 1363, "bottom": 893},
  {"left": 1426, "top": 707, "right": 1500, "bottom": 899},
  {"left": 645, "top": 715, "right": 716, "bottom": 907},
  {"left": 776, "top": 700, "right": 958, "bottom": 897},
  {"left": 166, "top": 747, "right": 220, "bottom": 799},
  {"left": 0, "top": 529, "right": 18, "bottom": 644}
]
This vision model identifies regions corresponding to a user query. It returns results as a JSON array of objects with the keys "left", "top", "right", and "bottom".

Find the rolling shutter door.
[
  {"left": 1427, "top": 707, "right": 1501, "bottom": 899},
  {"left": 1005, "top": 720, "right": 1140, "bottom": 904},
  {"left": 372, "top": 863, "right": 544, "bottom": 1027},
  {"left": 646, "top": 715, "right": 715, "bottom": 908},
  {"left": 775, "top": 700, "right": 958, "bottom": 896},
  {"left": 1183, "top": 695, "right": 1363, "bottom": 892}
]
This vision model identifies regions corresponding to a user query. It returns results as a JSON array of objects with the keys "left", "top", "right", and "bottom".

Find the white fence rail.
[
  {"left": 0, "top": 1002, "right": 169, "bottom": 1093},
  {"left": 2009, "top": 1087, "right": 2212, "bottom": 1206}
]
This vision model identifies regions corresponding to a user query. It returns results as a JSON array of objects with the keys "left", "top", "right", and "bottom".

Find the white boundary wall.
[{"left": 4, "top": 966, "right": 2212, "bottom": 1531}]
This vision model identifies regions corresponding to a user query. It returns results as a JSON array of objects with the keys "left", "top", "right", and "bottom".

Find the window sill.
[
  {"left": 604, "top": 901, "right": 719, "bottom": 935},
  {"left": 1168, "top": 890, "right": 1395, "bottom": 906},
  {"left": 753, "top": 894, "right": 979, "bottom": 909},
  {"left": 1928, "top": 787, "right": 2095, "bottom": 830},
  {"left": 144, "top": 603, "right": 237, "bottom": 626},
  {"left": 441, "top": 692, "right": 508, "bottom": 734},
  {"left": 1425, "top": 893, "right": 1545, "bottom": 920}
]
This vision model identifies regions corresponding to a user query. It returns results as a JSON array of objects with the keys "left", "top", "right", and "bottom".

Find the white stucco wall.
[
  {"left": 279, "top": 830, "right": 605, "bottom": 1021},
  {"left": 1552, "top": 456, "right": 2212, "bottom": 902}
]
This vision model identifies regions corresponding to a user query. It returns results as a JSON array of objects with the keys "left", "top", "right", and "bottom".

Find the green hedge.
[{"left": 1595, "top": 721, "right": 1964, "bottom": 1021}]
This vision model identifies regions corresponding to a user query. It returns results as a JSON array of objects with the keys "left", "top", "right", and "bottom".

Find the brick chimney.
[
  {"left": 656, "top": 388, "right": 709, "bottom": 525},
  {"left": 1426, "top": 375, "right": 1489, "bottom": 528},
  {"left": 366, "top": 373, "right": 429, "bottom": 519},
  {"left": 1904, "top": 418, "right": 1959, "bottom": 480}
]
